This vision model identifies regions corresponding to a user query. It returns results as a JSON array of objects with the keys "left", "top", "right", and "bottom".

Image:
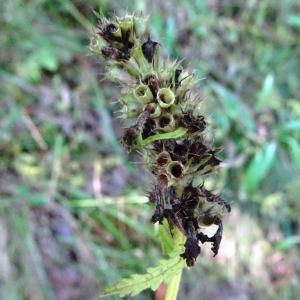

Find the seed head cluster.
[{"left": 90, "top": 14, "right": 230, "bottom": 267}]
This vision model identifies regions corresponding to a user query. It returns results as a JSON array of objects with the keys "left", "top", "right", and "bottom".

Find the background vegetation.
[{"left": 1, "top": 0, "right": 300, "bottom": 299}]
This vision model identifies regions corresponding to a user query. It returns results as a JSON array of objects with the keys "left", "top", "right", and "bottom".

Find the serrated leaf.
[
  {"left": 157, "top": 220, "right": 174, "bottom": 256},
  {"left": 103, "top": 253, "right": 186, "bottom": 297},
  {"left": 157, "top": 220, "right": 185, "bottom": 256},
  {"left": 244, "top": 142, "right": 277, "bottom": 193}
]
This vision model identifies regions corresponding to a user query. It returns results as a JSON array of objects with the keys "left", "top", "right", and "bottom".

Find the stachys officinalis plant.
[{"left": 90, "top": 12, "right": 230, "bottom": 298}]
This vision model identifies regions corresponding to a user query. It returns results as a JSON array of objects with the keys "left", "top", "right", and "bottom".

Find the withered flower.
[{"left": 142, "top": 36, "right": 159, "bottom": 63}]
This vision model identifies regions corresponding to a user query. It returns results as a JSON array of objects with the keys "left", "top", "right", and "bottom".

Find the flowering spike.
[{"left": 90, "top": 13, "right": 230, "bottom": 266}]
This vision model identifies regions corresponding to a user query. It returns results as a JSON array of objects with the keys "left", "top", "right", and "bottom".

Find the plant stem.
[{"left": 165, "top": 270, "right": 182, "bottom": 300}]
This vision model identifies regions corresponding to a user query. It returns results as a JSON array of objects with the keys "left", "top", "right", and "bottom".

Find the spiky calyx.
[{"left": 90, "top": 13, "right": 230, "bottom": 267}]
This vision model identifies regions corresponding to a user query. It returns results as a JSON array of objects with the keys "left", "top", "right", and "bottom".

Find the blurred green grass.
[{"left": 0, "top": 0, "right": 300, "bottom": 299}]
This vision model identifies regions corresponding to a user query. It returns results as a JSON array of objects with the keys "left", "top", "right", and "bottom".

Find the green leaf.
[
  {"left": 244, "top": 142, "right": 277, "bottom": 193},
  {"left": 157, "top": 220, "right": 175, "bottom": 256},
  {"left": 103, "top": 253, "right": 186, "bottom": 297},
  {"left": 276, "top": 236, "right": 300, "bottom": 251},
  {"left": 157, "top": 220, "right": 185, "bottom": 256},
  {"left": 283, "top": 137, "right": 300, "bottom": 170},
  {"left": 140, "top": 127, "right": 187, "bottom": 147}
]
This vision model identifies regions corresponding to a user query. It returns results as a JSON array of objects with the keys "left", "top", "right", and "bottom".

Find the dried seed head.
[{"left": 157, "top": 88, "right": 175, "bottom": 108}]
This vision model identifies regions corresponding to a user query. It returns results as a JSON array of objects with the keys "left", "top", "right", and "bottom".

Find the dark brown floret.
[
  {"left": 149, "top": 185, "right": 165, "bottom": 224},
  {"left": 181, "top": 185, "right": 200, "bottom": 210},
  {"left": 121, "top": 29, "right": 134, "bottom": 49},
  {"left": 142, "top": 36, "right": 159, "bottom": 63},
  {"left": 169, "top": 162, "right": 184, "bottom": 178},
  {"left": 211, "top": 221, "right": 223, "bottom": 256},
  {"left": 135, "top": 110, "right": 150, "bottom": 130},
  {"left": 101, "top": 47, "right": 130, "bottom": 61},
  {"left": 180, "top": 111, "right": 207, "bottom": 133},
  {"left": 200, "top": 187, "right": 231, "bottom": 212},
  {"left": 181, "top": 237, "right": 201, "bottom": 267},
  {"left": 157, "top": 174, "right": 169, "bottom": 189},
  {"left": 122, "top": 127, "right": 139, "bottom": 149},
  {"left": 180, "top": 220, "right": 200, "bottom": 266},
  {"left": 158, "top": 115, "right": 172, "bottom": 128},
  {"left": 142, "top": 74, "right": 159, "bottom": 98},
  {"left": 156, "top": 152, "right": 170, "bottom": 166},
  {"left": 174, "top": 68, "right": 183, "bottom": 88},
  {"left": 188, "top": 141, "right": 209, "bottom": 163},
  {"left": 206, "top": 151, "right": 222, "bottom": 167},
  {"left": 198, "top": 220, "right": 223, "bottom": 256},
  {"left": 171, "top": 141, "right": 189, "bottom": 162},
  {"left": 98, "top": 23, "right": 123, "bottom": 43},
  {"left": 142, "top": 118, "right": 156, "bottom": 138}
]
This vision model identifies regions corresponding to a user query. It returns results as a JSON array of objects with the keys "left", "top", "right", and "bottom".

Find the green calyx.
[
  {"left": 157, "top": 88, "right": 175, "bottom": 108},
  {"left": 134, "top": 84, "right": 153, "bottom": 104}
]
